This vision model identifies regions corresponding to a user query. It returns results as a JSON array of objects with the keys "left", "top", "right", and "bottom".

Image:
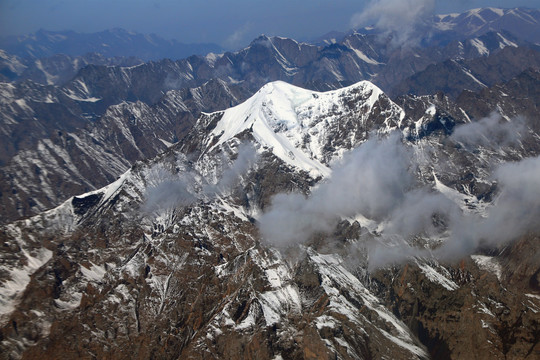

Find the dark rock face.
[
  {"left": 371, "top": 234, "right": 540, "bottom": 359},
  {"left": 391, "top": 47, "right": 540, "bottom": 98},
  {"left": 456, "top": 68, "right": 540, "bottom": 122}
]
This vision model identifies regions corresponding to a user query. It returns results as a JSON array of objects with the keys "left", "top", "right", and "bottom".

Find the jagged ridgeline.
[
  {"left": 3, "top": 7, "right": 540, "bottom": 224},
  {"left": 1, "top": 79, "right": 540, "bottom": 359}
]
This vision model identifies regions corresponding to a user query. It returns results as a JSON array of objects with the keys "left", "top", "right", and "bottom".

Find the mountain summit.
[{"left": 199, "top": 81, "right": 403, "bottom": 177}]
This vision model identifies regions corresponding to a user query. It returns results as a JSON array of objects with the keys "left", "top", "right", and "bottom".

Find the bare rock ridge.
[{"left": 1, "top": 80, "right": 539, "bottom": 359}]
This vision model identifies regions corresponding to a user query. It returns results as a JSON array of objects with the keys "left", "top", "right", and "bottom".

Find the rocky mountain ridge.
[
  {"left": 0, "top": 78, "right": 249, "bottom": 223},
  {"left": 324, "top": 7, "right": 540, "bottom": 47},
  {"left": 0, "top": 7, "right": 539, "bottom": 225},
  {"left": 431, "top": 7, "right": 540, "bottom": 44},
  {"left": 0, "top": 50, "right": 143, "bottom": 85},
  {"left": 391, "top": 46, "right": 540, "bottom": 98},
  {"left": 1, "top": 80, "right": 539, "bottom": 359},
  {"left": 1, "top": 30, "right": 539, "bottom": 223}
]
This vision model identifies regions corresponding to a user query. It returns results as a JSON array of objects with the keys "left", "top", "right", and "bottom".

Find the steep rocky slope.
[
  {"left": 456, "top": 68, "right": 540, "bottom": 122},
  {"left": 391, "top": 46, "right": 540, "bottom": 98},
  {"left": 1, "top": 81, "right": 539, "bottom": 359},
  {"left": 431, "top": 7, "right": 540, "bottom": 44},
  {"left": 0, "top": 79, "right": 248, "bottom": 223}
]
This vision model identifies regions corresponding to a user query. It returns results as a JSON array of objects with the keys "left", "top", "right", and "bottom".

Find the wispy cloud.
[
  {"left": 223, "top": 22, "right": 253, "bottom": 50},
  {"left": 350, "top": 0, "right": 435, "bottom": 48},
  {"left": 450, "top": 112, "right": 527, "bottom": 150},
  {"left": 258, "top": 133, "right": 413, "bottom": 247},
  {"left": 142, "top": 142, "right": 258, "bottom": 218},
  {"left": 258, "top": 115, "right": 540, "bottom": 271}
]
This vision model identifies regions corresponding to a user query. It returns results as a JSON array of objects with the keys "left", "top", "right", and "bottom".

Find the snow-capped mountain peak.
[{"left": 203, "top": 80, "right": 403, "bottom": 177}]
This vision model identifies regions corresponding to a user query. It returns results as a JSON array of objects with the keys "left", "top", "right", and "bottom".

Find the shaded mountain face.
[
  {"left": 0, "top": 29, "right": 223, "bottom": 61},
  {"left": 391, "top": 46, "right": 540, "bottom": 98},
  {"left": 0, "top": 51, "right": 143, "bottom": 85},
  {"left": 1, "top": 80, "right": 539, "bottom": 359},
  {"left": 0, "top": 78, "right": 250, "bottom": 223},
  {"left": 456, "top": 68, "right": 540, "bottom": 123}
]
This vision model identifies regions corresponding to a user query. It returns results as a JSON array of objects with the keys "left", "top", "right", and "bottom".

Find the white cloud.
[
  {"left": 258, "top": 116, "right": 540, "bottom": 271},
  {"left": 223, "top": 22, "right": 253, "bottom": 50},
  {"left": 258, "top": 133, "right": 413, "bottom": 247},
  {"left": 350, "top": 0, "right": 435, "bottom": 47}
]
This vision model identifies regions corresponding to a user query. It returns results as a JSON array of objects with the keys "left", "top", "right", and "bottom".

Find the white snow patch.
[
  {"left": 417, "top": 262, "right": 459, "bottom": 291},
  {"left": 54, "top": 292, "right": 82, "bottom": 310},
  {"left": 205, "top": 52, "right": 223, "bottom": 67},
  {"left": 470, "top": 38, "right": 489, "bottom": 56},
  {"left": 477, "top": 301, "right": 495, "bottom": 317},
  {"left": 63, "top": 91, "right": 101, "bottom": 102},
  {"left": 461, "top": 67, "right": 487, "bottom": 87},
  {"left": 497, "top": 33, "right": 518, "bottom": 48},
  {"left": 215, "top": 198, "right": 249, "bottom": 222},
  {"left": 486, "top": 7, "right": 505, "bottom": 16},
  {"left": 425, "top": 104, "right": 436, "bottom": 116},
  {"left": 0, "top": 248, "right": 53, "bottom": 323},
  {"left": 471, "top": 255, "right": 502, "bottom": 281},
  {"left": 159, "top": 138, "right": 175, "bottom": 148},
  {"left": 351, "top": 48, "right": 382, "bottom": 65},
  {"left": 434, "top": 173, "right": 484, "bottom": 214},
  {"left": 258, "top": 284, "right": 301, "bottom": 326},
  {"left": 15, "top": 98, "right": 32, "bottom": 112},
  {"left": 315, "top": 315, "right": 337, "bottom": 330},
  {"left": 80, "top": 262, "right": 106, "bottom": 282}
]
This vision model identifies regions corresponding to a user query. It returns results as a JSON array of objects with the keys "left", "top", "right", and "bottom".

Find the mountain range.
[
  {"left": 1, "top": 6, "right": 540, "bottom": 360},
  {"left": 0, "top": 28, "right": 223, "bottom": 61},
  {"left": 2, "top": 7, "right": 540, "bottom": 223}
]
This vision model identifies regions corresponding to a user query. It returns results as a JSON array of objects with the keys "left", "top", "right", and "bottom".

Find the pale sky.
[{"left": 1, "top": 0, "right": 539, "bottom": 49}]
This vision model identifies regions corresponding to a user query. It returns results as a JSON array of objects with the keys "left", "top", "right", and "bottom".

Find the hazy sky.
[{"left": 1, "top": 0, "right": 539, "bottom": 49}]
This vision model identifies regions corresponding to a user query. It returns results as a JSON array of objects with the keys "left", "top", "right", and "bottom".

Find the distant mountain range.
[
  {"left": 432, "top": 7, "right": 540, "bottom": 44},
  {"left": 0, "top": 28, "right": 223, "bottom": 61},
  {"left": 318, "top": 7, "right": 540, "bottom": 46}
]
